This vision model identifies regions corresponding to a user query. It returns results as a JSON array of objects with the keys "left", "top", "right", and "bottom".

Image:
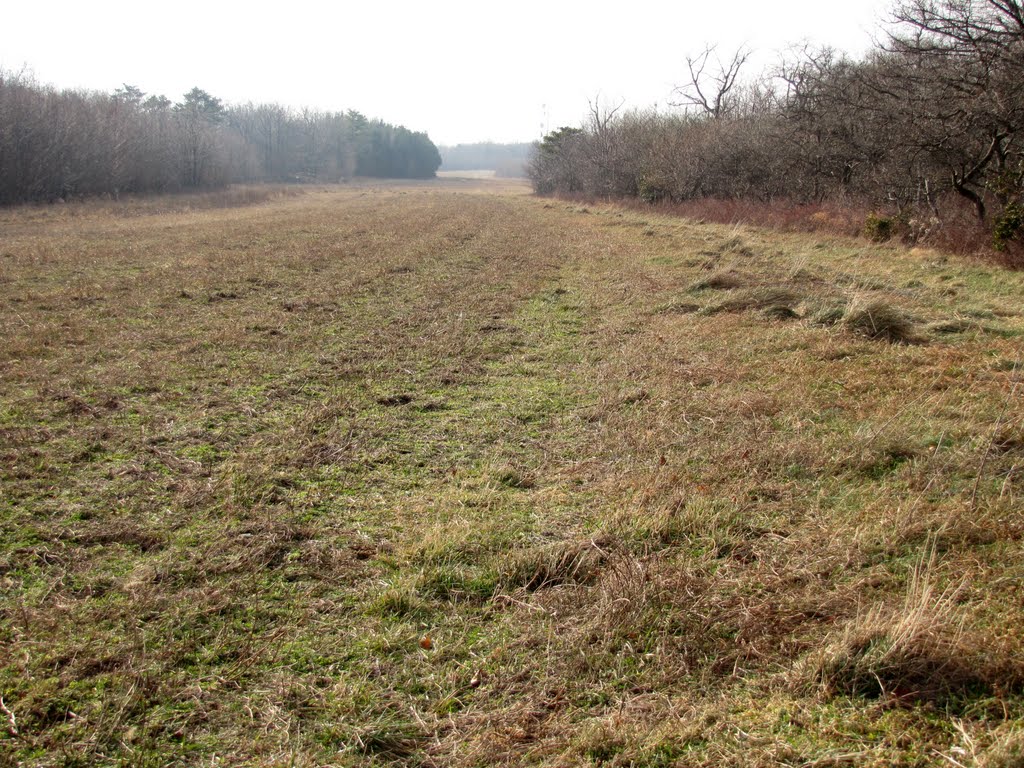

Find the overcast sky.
[{"left": 3, "top": 0, "right": 892, "bottom": 146}]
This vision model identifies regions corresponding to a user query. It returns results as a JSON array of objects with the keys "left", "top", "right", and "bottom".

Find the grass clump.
[
  {"left": 488, "top": 462, "right": 535, "bottom": 489},
  {"left": 498, "top": 538, "right": 611, "bottom": 591},
  {"left": 842, "top": 298, "right": 920, "bottom": 342},
  {"left": 688, "top": 269, "right": 746, "bottom": 292},
  {"left": 979, "top": 729, "right": 1024, "bottom": 768},
  {"left": 352, "top": 714, "right": 425, "bottom": 758},
  {"left": 928, "top": 317, "right": 982, "bottom": 335},
  {"left": 654, "top": 299, "right": 701, "bottom": 315},
  {"left": 844, "top": 440, "right": 919, "bottom": 479},
  {"left": 761, "top": 303, "right": 801, "bottom": 320},
  {"left": 701, "top": 286, "right": 802, "bottom": 316},
  {"left": 372, "top": 584, "right": 432, "bottom": 619},
  {"left": 800, "top": 554, "right": 1020, "bottom": 708},
  {"left": 807, "top": 299, "right": 849, "bottom": 326}
]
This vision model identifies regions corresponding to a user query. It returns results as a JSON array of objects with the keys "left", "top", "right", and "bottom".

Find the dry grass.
[
  {"left": 581, "top": 192, "right": 1024, "bottom": 268},
  {"left": 614, "top": 195, "right": 872, "bottom": 239},
  {"left": 842, "top": 298, "right": 921, "bottom": 343},
  {"left": 688, "top": 269, "right": 748, "bottom": 292},
  {"left": 1, "top": 180, "right": 1023, "bottom": 766},
  {"left": 701, "top": 285, "right": 803, "bottom": 316},
  {"left": 799, "top": 546, "right": 1020, "bottom": 707}
]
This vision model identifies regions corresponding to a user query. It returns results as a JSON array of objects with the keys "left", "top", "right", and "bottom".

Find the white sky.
[{"left": 2, "top": 0, "right": 892, "bottom": 145}]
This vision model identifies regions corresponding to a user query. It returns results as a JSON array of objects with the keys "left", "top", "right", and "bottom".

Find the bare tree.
[
  {"left": 883, "top": 0, "right": 1024, "bottom": 222},
  {"left": 671, "top": 45, "right": 752, "bottom": 119}
]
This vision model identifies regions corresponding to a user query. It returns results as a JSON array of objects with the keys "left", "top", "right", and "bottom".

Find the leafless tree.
[
  {"left": 671, "top": 45, "right": 752, "bottom": 119},
  {"left": 882, "top": 0, "right": 1024, "bottom": 220}
]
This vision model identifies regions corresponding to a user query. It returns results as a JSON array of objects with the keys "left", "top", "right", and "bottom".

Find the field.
[
  {"left": 1, "top": 179, "right": 1023, "bottom": 767},
  {"left": 436, "top": 171, "right": 499, "bottom": 180}
]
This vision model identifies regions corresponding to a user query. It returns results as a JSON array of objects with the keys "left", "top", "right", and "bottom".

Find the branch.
[{"left": 671, "top": 44, "right": 752, "bottom": 119}]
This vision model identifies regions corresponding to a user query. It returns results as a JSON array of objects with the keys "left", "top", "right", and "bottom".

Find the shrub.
[
  {"left": 864, "top": 213, "right": 896, "bottom": 242},
  {"left": 993, "top": 202, "right": 1023, "bottom": 251},
  {"left": 638, "top": 174, "right": 674, "bottom": 204}
]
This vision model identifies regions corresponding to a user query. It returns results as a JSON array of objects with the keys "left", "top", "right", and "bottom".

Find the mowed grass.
[{"left": 1, "top": 181, "right": 1023, "bottom": 766}]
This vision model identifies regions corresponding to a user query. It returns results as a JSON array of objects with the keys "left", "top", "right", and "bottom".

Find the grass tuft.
[
  {"left": 979, "top": 729, "right": 1024, "bottom": 768},
  {"left": 807, "top": 299, "right": 849, "bottom": 326},
  {"left": 701, "top": 286, "right": 802, "bottom": 315},
  {"left": 799, "top": 551, "right": 1020, "bottom": 707},
  {"left": 842, "top": 298, "right": 920, "bottom": 343},
  {"left": 498, "top": 538, "right": 611, "bottom": 591},
  {"left": 688, "top": 269, "right": 746, "bottom": 292}
]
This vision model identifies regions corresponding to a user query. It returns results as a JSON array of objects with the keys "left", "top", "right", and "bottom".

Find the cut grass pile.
[
  {"left": 1, "top": 181, "right": 1023, "bottom": 766},
  {"left": 842, "top": 298, "right": 920, "bottom": 343}
]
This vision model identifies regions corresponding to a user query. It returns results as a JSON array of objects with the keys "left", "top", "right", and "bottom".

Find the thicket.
[
  {"left": 528, "top": 0, "right": 1024, "bottom": 255},
  {"left": 0, "top": 74, "right": 441, "bottom": 204}
]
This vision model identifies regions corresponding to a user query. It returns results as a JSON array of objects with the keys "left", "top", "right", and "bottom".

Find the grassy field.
[{"left": 1, "top": 179, "right": 1023, "bottom": 766}]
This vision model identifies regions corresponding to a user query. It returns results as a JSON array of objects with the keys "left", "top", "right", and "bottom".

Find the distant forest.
[
  {"left": 439, "top": 143, "right": 530, "bottom": 177},
  {"left": 529, "top": 0, "right": 1023, "bottom": 254},
  {"left": 0, "top": 73, "right": 442, "bottom": 205}
]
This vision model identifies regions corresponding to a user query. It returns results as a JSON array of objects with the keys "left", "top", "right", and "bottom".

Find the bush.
[
  {"left": 638, "top": 174, "right": 673, "bottom": 204},
  {"left": 993, "top": 202, "right": 1023, "bottom": 251},
  {"left": 864, "top": 213, "right": 896, "bottom": 242}
]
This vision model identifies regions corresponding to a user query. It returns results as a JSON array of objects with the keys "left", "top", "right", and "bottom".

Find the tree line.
[
  {"left": 529, "top": 0, "right": 1024, "bottom": 251},
  {"left": 0, "top": 73, "right": 442, "bottom": 205}
]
